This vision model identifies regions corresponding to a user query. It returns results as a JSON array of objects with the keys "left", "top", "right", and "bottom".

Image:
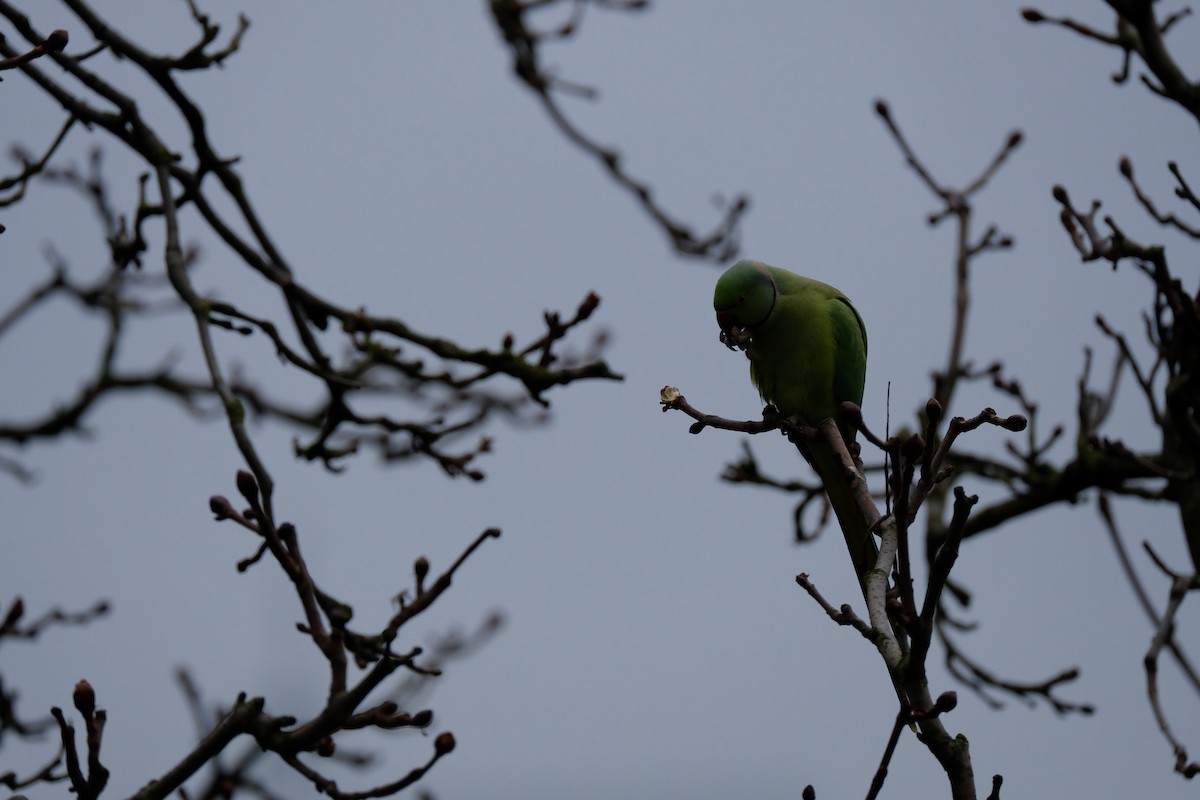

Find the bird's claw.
[{"left": 719, "top": 325, "right": 751, "bottom": 351}]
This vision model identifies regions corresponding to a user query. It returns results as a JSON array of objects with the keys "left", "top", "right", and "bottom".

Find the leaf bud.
[
  {"left": 2, "top": 596, "right": 25, "bottom": 629},
  {"left": 925, "top": 397, "right": 943, "bottom": 427},
  {"left": 235, "top": 470, "right": 258, "bottom": 504},
  {"left": 934, "top": 691, "right": 958, "bottom": 713},
  {"left": 209, "top": 495, "right": 235, "bottom": 520},
  {"left": 434, "top": 731, "right": 456, "bottom": 755},
  {"left": 44, "top": 29, "right": 69, "bottom": 52},
  {"left": 577, "top": 291, "right": 601, "bottom": 320},
  {"left": 1003, "top": 414, "right": 1028, "bottom": 432},
  {"left": 73, "top": 679, "right": 95, "bottom": 717},
  {"left": 278, "top": 522, "right": 296, "bottom": 541}
]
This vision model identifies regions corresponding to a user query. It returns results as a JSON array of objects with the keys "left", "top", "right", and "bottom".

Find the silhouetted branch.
[
  {"left": 488, "top": 0, "right": 748, "bottom": 261},
  {"left": 195, "top": 469, "right": 502, "bottom": 795},
  {"left": 0, "top": 113, "right": 75, "bottom": 223},
  {"left": 1120, "top": 156, "right": 1200, "bottom": 239},
  {"left": 874, "top": 99, "right": 1018, "bottom": 413},
  {"left": 1142, "top": 559, "right": 1200, "bottom": 778},
  {"left": 1098, "top": 493, "right": 1200, "bottom": 692},
  {"left": 0, "top": 7, "right": 622, "bottom": 483},
  {"left": 0, "top": 3, "right": 626, "bottom": 796},
  {"left": 0, "top": 597, "right": 109, "bottom": 751},
  {"left": 50, "top": 680, "right": 108, "bottom": 800},
  {"left": 665, "top": 387, "right": 1048, "bottom": 797},
  {"left": 0, "top": 25, "right": 65, "bottom": 71},
  {"left": 939, "top": 617, "right": 1090, "bottom": 715},
  {"left": 1023, "top": 4, "right": 1198, "bottom": 103}
]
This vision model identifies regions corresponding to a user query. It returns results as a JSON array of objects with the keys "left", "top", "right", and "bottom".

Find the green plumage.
[{"left": 714, "top": 259, "right": 876, "bottom": 590}]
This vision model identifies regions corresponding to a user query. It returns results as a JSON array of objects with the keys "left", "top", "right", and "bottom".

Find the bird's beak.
[{"left": 716, "top": 310, "right": 751, "bottom": 351}]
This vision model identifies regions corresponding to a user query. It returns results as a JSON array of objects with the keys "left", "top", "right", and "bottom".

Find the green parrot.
[{"left": 713, "top": 259, "right": 877, "bottom": 592}]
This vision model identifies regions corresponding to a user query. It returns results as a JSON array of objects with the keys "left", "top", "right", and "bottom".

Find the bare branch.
[
  {"left": 1144, "top": 572, "right": 1200, "bottom": 778},
  {"left": 488, "top": 0, "right": 748, "bottom": 260},
  {"left": 1120, "top": 155, "right": 1200, "bottom": 238}
]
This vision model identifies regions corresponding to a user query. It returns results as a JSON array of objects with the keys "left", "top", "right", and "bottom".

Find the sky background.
[{"left": 4, "top": 1, "right": 1200, "bottom": 797}]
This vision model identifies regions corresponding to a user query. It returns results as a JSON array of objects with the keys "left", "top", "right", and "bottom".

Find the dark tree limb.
[{"left": 488, "top": 0, "right": 749, "bottom": 261}]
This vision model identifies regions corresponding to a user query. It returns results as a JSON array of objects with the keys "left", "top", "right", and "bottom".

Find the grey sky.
[{"left": 4, "top": 2, "right": 1199, "bottom": 797}]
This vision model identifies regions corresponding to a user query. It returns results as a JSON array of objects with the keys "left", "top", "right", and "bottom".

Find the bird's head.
[{"left": 713, "top": 259, "right": 776, "bottom": 350}]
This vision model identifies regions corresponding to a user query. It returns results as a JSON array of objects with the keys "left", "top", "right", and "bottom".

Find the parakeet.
[{"left": 713, "top": 259, "right": 876, "bottom": 591}]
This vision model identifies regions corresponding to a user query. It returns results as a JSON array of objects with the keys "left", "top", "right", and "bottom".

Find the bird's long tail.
[
  {"left": 801, "top": 434, "right": 879, "bottom": 601},
  {"left": 800, "top": 427, "right": 916, "bottom": 710}
]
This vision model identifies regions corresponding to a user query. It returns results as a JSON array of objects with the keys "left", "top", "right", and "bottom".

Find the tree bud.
[
  {"left": 434, "top": 731, "right": 456, "bottom": 755},
  {"left": 209, "top": 495, "right": 235, "bottom": 520},
  {"left": 925, "top": 397, "right": 943, "bottom": 427},
  {"left": 2, "top": 596, "right": 25, "bottom": 629},
  {"left": 577, "top": 291, "right": 600, "bottom": 319},
  {"left": 73, "top": 679, "right": 95, "bottom": 717},
  {"left": 1003, "top": 414, "right": 1028, "bottom": 432},
  {"left": 235, "top": 470, "right": 258, "bottom": 503},
  {"left": 44, "top": 29, "right": 69, "bottom": 51}
]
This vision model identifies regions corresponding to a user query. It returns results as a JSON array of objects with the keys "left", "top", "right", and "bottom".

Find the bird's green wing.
[{"left": 827, "top": 294, "right": 868, "bottom": 443}]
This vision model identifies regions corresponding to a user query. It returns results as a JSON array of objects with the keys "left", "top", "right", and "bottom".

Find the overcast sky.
[{"left": 4, "top": 2, "right": 1200, "bottom": 798}]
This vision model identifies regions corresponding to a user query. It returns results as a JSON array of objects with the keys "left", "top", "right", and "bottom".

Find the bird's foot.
[{"left": 719, "top": 325, "right": 752, "bottom": 351}]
